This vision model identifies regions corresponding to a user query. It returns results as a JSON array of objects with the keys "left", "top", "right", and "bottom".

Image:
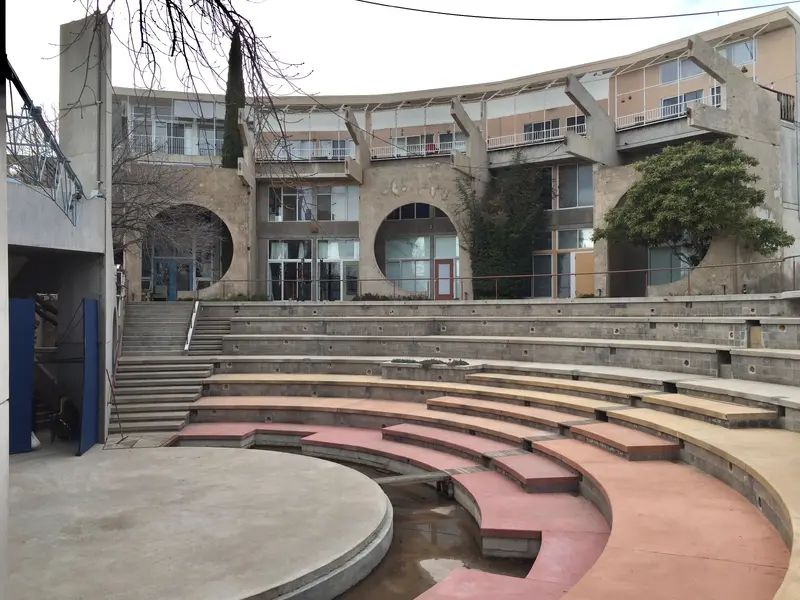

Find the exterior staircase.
[
  {"left": 188, "top": 310, "right": 230, "bottom": 355},
  {"left": 111, "top": 302, "right": 212, "bottom": 435},
  {"left": 122, "top": 302, "right": 193, "bottom": 356}
]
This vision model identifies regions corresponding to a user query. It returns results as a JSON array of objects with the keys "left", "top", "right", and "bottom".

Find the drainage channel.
[{"left": 335, "top": 463, "right": 532, "bottom": 600}]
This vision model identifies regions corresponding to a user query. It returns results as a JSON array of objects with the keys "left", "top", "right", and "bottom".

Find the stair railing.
[{"left": 184, "top": 300, "right": 200, "bottom": 354}]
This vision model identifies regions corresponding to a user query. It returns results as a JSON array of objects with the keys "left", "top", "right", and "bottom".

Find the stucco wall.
[
  {"left": 358, "top": 157, "right": 474, "bottom": 299},
  {"left": 124, "top": 165, "right": 251, "bottom": 300}
]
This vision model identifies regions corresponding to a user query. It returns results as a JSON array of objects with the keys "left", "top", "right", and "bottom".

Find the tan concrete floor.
[{"left": 9, "top": 446, "right": 389, "bottom": 600}]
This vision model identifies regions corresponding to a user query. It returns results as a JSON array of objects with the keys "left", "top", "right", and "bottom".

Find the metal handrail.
[{"left": 184, "top": 300, "right": 200, "bottom": 353}]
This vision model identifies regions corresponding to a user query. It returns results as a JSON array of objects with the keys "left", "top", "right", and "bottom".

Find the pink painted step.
[
  {"left": 527, "top": 531, "right": 609, "bottom": 588},
  {"left": 415, "top": 569, "right": 568, "bottom": 600},
  {"left": 173, "top": 422, "right": 334, "bottom": 444},
  {"left": 568, "top": 422, "right": 679, "bottom": 461},
  {"left": 491, "top": 453, "right": 579, "bottom": 494},
  {"left": 382, "top": 423, "right": 517, "bottom": 460},
  {"left": 452, "top": 470, "right": 609, "bottom": 540},
  {"left": 301, "top": 428, "right": 479, "bottom": 472}
]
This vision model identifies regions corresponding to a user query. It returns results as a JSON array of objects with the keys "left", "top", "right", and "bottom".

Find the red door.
[{"left": 434, "top": 259, "right": 455, "bottom": 300}]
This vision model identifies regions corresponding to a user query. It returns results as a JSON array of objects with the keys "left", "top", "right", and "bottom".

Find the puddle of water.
[{"left": 336, "top": 463, "right": 532, "bottom": 600}]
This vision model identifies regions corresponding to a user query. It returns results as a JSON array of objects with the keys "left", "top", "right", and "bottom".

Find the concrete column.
[
  {"left": 564, "top": 75, "right": 620, "bottom": 167},
  {"left": 0, "top": 80, "right": 10, "bottom": 600},
  {"left": 59, "top": 14, "right": 114, "bottom": 441},
  {"left": 450, "top": 98, "right": 490, "bottom": 197}
]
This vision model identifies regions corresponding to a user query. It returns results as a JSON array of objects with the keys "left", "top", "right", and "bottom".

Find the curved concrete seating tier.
[
  {"left": 171, "top": 419, "right": 790, "bottom": 600},
  {"left": 222, "top": 334, "right": 727, "bottom": 377},
  {"left": 197, "top": 293, "right": 795, "bottom": 319},
  {"left": 229, "top": 315, "right": 800, "bottom": 349}
]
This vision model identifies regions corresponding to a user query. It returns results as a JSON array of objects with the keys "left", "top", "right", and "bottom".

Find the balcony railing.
[
  {"left": 129, "top": 134, "right": 222, "bottom": 157},
  {"left": 370, "top": 140, "right": 467, "bottom": 160},
  {"left": 253, "top": 144, "right": 357, "bottom": 162},
  {"left": 486, "top": 123, "right": 586, "bottom": 151},
  {"left": 615, "top": 94, "right": 719, "bottom": 131}
]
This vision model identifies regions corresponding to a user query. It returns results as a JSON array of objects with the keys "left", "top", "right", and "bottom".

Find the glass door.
[{"left": 434, "top": 259, "right": 454, "bottom": 300}]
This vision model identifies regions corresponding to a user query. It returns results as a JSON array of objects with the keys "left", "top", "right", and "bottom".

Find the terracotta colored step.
[
  {"left": 568, "top": 421, "right": 679, "bottom": 461},
  {"left": 415, "top": 569, "right": 568, "bottom": 600},
  {"left": 526, "top": 531, "right": 610, "bottom": 588},
  {"left": 640, "top": 392, "right": 778, "bottom": 427},
  {"left": 452, "top": 469, "right": 609, "bottom": 541},
  {"left": 531, "top": 438, "right": 789, "bottom": 600},
  {"left": 381, "top": 423, "right": 516, "bottom": 462},
  {"left": 300, "top": 428, "right": 478, "bottom": 472},
  {"left": 190, "top": 396, "right": 551, "bottom": 444},
  {"left": 427, "top": 395, "right": 594, "bottom": 431},
  {"left": 490, "top": 453, "right": 580, "bottom": 494}
]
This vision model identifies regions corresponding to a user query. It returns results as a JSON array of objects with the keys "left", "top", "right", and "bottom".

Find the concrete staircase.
[
  {"left": 122, "top": 302, "right": 193, "bottom": 356},
  {"left": 188, "top": 311, "right": 230, "bottom": 356},
  {"left": 111, "top": 356, "right": 213, "bottom": 434},
  {"left": 112, "top": 302, "right": 210, "bottom": 435}
]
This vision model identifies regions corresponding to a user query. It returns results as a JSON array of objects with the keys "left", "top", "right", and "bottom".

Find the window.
[
  {"left": 532, "top": 254, "right": 553, "bottom": 298},
  {"left": 391, "top": 134, "right": 435, "bottom": 156},
  {"left": 718, "top": 40, "right": 756, "bottom": 66},
  {"left": 268, "top": 240, "right": 312, "bottom": 301},
  {"left": 438, "top": 132, "right": 466, "bottom": 151},
  {"left": 387, "top": 203, "right": 433, "bottom": 220},
  {"left": 316, "top": 186, "right": 360, "bottom": 221},
  {"left": 648, "top": 246, "right": 689, "bottom": 286},
  {"left": 558, "top": 164, "right": 593, "bottom": 209},
  {"left": 711, "top": 86, "right": 722, "bottom": 108},
  {"left": 318, "top": 240, "right": 359, "bottom": 301},
  {"left": 318, "top": 240, "right": 359, "bottom": 260},
  {"left": 534, "top": 231, "right": 553, "bottom": 251},
  {"left": 660, "top": 90, "right": 702, "bottom": 118},
  {"left": 385, "top": 237, "right": 431, "bottom": 294},
  {"left": 198, "top": 123, "right": 223, "bottom": 156},
  {"left": 267, "top": 187, "right": 313, "bottom": 222},
  {"left": 659, "top": 58, "right": 703, "bottom": 85},
  {"left": 523, "top": 119, "right": 560, "bottom": 142},
  {"left": 318, "top": 139, "right": 354, "bottom": 160},
  {"left": 566, "top": 115, "right": 586, "bottom": 133},
  {"left": 557, "top": 229, "right": 594, "bottom": 250}
]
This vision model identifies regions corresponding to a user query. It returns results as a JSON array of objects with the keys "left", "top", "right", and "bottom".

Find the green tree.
[
  {"left": 221, "top": 26, "right": 245, "bottom": 169},
  {"left": 593, "top": 139, "right": 794, "bottom": 265},
  {"left": 457, "top": 152, "right": 551, "bottom": 299}
]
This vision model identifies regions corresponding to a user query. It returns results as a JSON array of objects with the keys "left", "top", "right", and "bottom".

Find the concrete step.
[
  {"left": 118, "top": 356, "right": 212, "bottom": 365},
  {"left": 113, "top": 385, "right": 201, "bottom": 396},
  {"left": 108, "top": 419, "right": 185, "bottom": 433},
  {"left": 115, "top": 370, "right": 211, "bottom": 380},
  {"left": 115, "top": 378, "right": 205, "bottom": 388},
  {"left": 113, "top": 392, "right": 201, "bottom": 404},
  {"left": 114, "top": 401, "right": 195, "bottom": 413}
]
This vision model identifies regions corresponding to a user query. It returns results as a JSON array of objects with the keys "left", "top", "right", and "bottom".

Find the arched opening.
[
  {"left": 141, "top": 204, "right": 233, "bottom": 300},
  {"left": 374, "top": 202, "right": 460, "bottom": 299}
]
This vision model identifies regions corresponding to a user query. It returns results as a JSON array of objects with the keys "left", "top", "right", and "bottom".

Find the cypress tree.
[{"left": 221, "top": 26, "right": 245, "bottom": 169}]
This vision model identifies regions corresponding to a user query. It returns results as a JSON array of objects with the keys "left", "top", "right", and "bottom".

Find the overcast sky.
[{"left": 5, "top": 0, "right": 794, "bottom": 107}]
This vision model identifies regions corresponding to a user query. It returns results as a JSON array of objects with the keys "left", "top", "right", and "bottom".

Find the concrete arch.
[
  {"left": 358, "top": 160, "right": 473, "bottom": 299},
  {"left": 124, "top": 167, "right": 250, "bottom": 300}
]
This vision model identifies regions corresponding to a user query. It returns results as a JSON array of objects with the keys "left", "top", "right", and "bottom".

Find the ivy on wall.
[{"left": 456, "top": 151, "right": 552, "bottom": 299}]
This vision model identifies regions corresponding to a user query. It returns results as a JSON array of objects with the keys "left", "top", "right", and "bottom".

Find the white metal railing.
[
  {"left": 184, "top": 300, "right": 199, "bottom": 353},
  {"left": 486, "top": 124, "right": 585, "bottom": 151},
  {"left": 371, "top": 140, "right": 467, "bottom": 160},
  {"left": 129, "top": 134, "right": 222, "bottom": 157},
  {"left": 254, "top": 143, "right": 357, "bottom": 162},
  {"left": 615, "top": 95, "right": 721, "bottom": 131}
]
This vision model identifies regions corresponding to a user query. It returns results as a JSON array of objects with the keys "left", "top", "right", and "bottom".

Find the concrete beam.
[
  {"left": 687, "top": 35, "right": 751, "bottom": 88},
  {"left": 344, "top": 107, "right": 371, "bottom": 168},
  {"left": 564, "top": 75, "right": 620, "bottom": 166},
  {"left": 450, "top": 98, "right": 489, "bottom": 195},
  {"left": 450, "top": 98, "right": 481, "bottom": 139},
  {"left": 451, "top": 151, "right": 472, "bottom": 178},
  {"left": 345, "top": 156, "right": 364, "bottom": 184}
]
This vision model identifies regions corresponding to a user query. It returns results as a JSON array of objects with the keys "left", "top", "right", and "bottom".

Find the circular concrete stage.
[{"left": 9, "top": 447, "right": 393, "bottom": 600}]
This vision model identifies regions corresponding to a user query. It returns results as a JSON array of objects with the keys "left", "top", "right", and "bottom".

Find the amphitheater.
[{"left": 106, "top": 293, "right": 800, "bottom": 600}]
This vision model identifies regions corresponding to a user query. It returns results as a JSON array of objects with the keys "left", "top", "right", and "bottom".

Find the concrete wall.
[
  {"left": 124, "top": 165, "right": 251, "bottom": 300},
  {"left": 358, "top": 157, "right": 474, "bottom": 299}
]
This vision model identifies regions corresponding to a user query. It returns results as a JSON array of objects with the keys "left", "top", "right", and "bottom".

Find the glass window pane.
[
  {"left": 532, "top": 254, "right": 552, "bottom": 298},
  {"left": 434, "top": 236, "right": 458, "bottom": 259},
  {"left": 318, "top": 241, "right": 329, "bottom": 260},
  {"left": 330, "top": 189, "right": 346, "bottom": 221},
  {"left": 386, "top": 261, "right": 401, "bottom": 281},
  {"left": 269, "top": 241, "right": 286, "bottom": 260},
  {"left": 731, "top": 41, "right": 755, "bottom": 66},
  {"left": 400, "top": 204, "right": 416, "bottom": 219},
  {"left": 346, "top": 187, "right": 360, "bottom": 221},
  {"left": 415, "top": 203, "right": 430, "bottom": 219},
  {"left": 268, "top": 188, "right": 282, "bottom": 222},
  {"left": 680, "top": 58, "right": 703, "bottom": 79},
  {"left": 283, "top": 194, "right": 298, "bottom": 221},
  {"left": 648, "top": 246, "right": 673, "bottom": 286},
  {"left": 345, "top": 262, "right": 359, "bottom": 297},
  {"left": 578, "top": 229, "right": 594, "bottom": 249},
  {"left": 557, "top": 230, "right": 578, "bottom": 250},
  {"left": 400, "top": 261, "right": 417, "bottom": 291},
  {"left": 415, "top": 260, "right": 431, "bottom": 294},
  {"left": 660, "top": 60, "right": 679, "bottom": 84},
  {"left": 317, "top": 193, "right": 332, "bottom": 221},
  {"left": 268, "top": 262, "right": 283, "bottom": 300},
  {"left": 556, "top": 253, "right": 572, "bottom": 298},
  {"left": 683, "top": 90, "right": 703, "bottom": 103},
  {"left": 386, "top": 237, "right": 430, "bottom": 260},
  {"left": 558, "top": 165, "right": 577, "bottom": 208},
  {"left": 578, "top": 164, "right": 594, "bottom": 207}
]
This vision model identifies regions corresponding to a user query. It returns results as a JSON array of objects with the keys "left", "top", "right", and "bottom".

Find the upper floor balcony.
[{"left": 129, "top": 133, "right": 222, "bottom": 158}]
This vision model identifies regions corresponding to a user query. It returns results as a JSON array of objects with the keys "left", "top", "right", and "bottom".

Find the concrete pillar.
[
  {"left": 0, "top": 79, "right": 10, "bottom": 600},
  {"left": 450, "top": 98, "right": 490, "bottom": 197},
  {"left": 564, "top": 75, "right": 620, "bottom": 167},
  {"left": 59, "top": 14, "right": 114, "bottom": 441}
]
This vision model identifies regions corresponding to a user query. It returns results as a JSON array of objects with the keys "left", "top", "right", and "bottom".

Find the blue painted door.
[
  {"left": 78, "top": 298, "right": 99, "bottom": 456},
  {"left": 9, "top": 298, "right": 35, "bottom": 454}
]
